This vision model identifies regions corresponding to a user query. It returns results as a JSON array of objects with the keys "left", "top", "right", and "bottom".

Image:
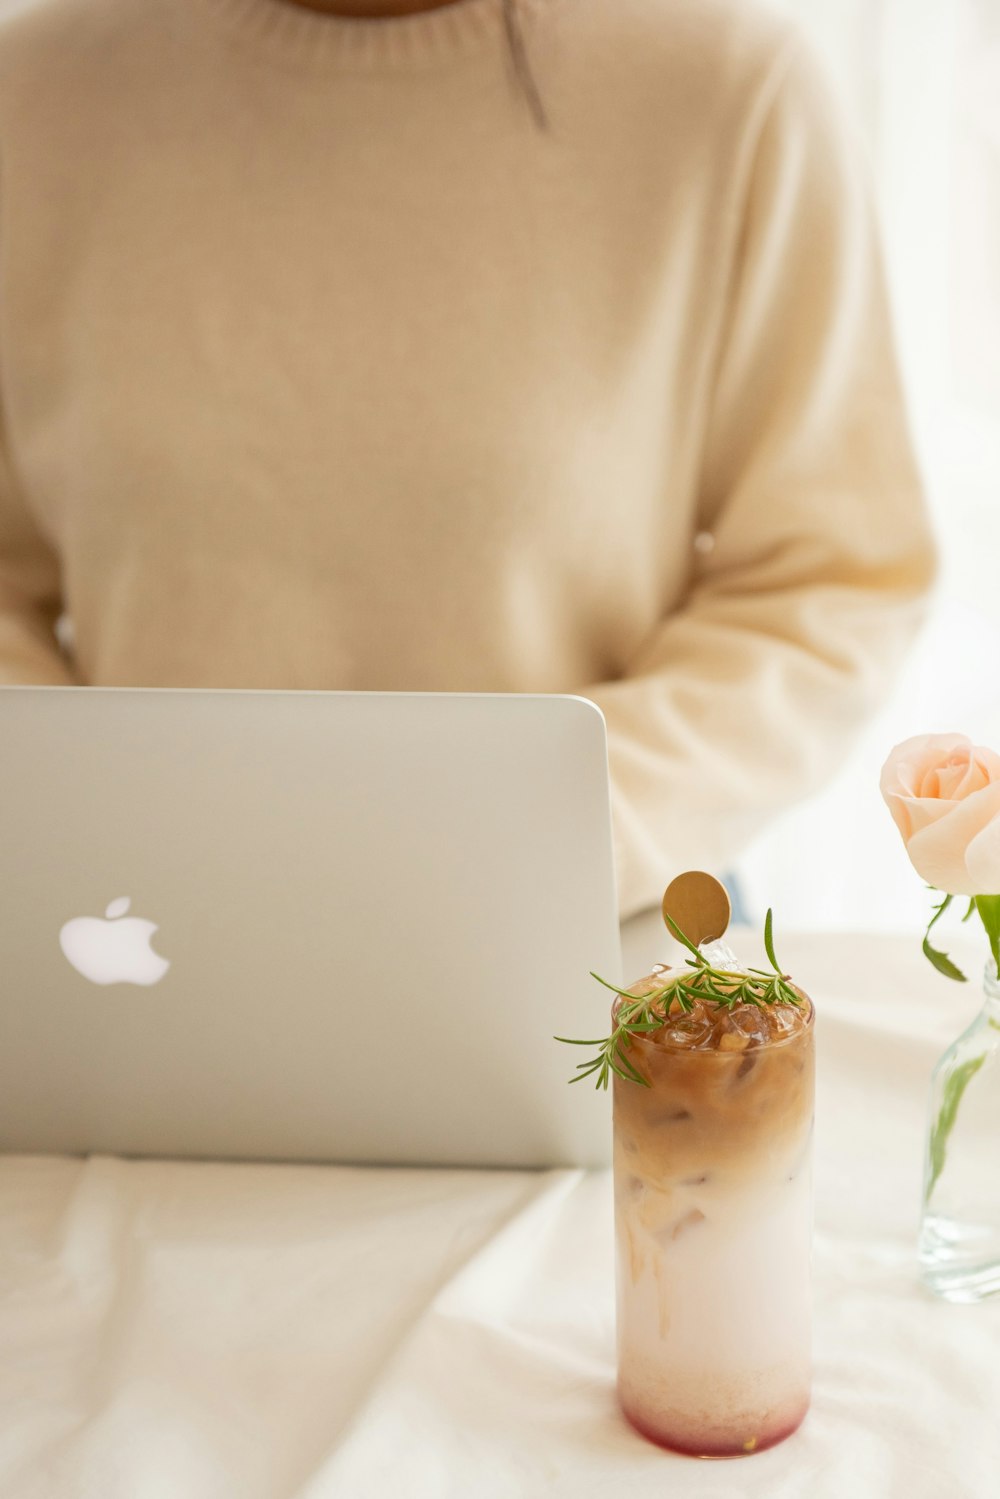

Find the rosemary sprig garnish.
[{"left": 554, "top": 908, "right": 801, "bottom": 1090}]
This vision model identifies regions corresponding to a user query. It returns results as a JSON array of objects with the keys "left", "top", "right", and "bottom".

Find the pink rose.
[{"left": 880, "top": 734, "right": 1000, "bottom": 895}]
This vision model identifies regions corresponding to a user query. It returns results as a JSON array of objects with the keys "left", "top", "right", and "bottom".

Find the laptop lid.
[{"left": 0, "top": 688, "right": 622, "bottom": 1168}]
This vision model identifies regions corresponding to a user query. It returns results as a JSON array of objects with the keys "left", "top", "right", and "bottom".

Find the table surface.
[{"left": 2, "top": 917, "right": 999, "bottom": 1499}]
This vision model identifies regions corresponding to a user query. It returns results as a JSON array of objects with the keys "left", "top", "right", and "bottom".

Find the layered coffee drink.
[{"left": 613, "top": 961, "right": 815, "bottom": 1458}]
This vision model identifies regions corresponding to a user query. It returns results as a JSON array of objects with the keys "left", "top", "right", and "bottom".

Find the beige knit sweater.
[{"left": 0, "top": 0, "right": 936, "bottom": 917}]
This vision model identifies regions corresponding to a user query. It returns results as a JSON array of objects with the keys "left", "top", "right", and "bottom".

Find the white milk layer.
[{"left": 616, "top": 1164, "right": 812, "bottom": 1446}]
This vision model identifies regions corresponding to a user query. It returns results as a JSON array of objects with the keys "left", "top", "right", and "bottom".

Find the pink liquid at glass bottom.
[{"left": 622, "top": 1398, "right": 809, "bottom": 1459}]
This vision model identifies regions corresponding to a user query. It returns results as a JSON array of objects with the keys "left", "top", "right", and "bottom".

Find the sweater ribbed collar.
[{"left": 195, "top": 0, "right": 555, "bottom": 71}]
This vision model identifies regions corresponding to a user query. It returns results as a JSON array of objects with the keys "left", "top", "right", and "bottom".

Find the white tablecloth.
[{"left": 3, "top": 922, "right": 999, "bottom": 1498}]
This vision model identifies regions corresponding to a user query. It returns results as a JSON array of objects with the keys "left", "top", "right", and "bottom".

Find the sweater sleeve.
[
  {"left": 586, "top": 37, "right": 937, "bottom": 921},
  {"left": 0, "top": 435, "right": 75, "bottom": 684}
]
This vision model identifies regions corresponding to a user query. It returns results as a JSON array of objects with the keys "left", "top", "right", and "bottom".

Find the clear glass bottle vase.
[{"left": 918, "top": 960, "right": 1000, "bottom": 1302}]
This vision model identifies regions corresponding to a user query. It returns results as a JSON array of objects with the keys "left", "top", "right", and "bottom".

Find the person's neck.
[{"left": 279, "top": 0, "right": 467, "bottom": 16}]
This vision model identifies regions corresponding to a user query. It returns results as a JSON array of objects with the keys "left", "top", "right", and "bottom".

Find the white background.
[{"left": 742, "top": 0, "right": 1000, "bottom": 935}]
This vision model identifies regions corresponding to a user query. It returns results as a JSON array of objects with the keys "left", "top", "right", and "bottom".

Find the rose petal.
[
  {"left": 882, "top": 792, "right": 956, "bottom": 841},
  {"left": 905, "top": 780, "right": 1000, "bottom": 894},
  {"left": 919, "top": 762, "right": 958, "bottom": 799},
  {"left": 936, "top": 759, "right": 986, "bottom": 800},
  {"left": 965, "top": 815, "right": 1000, "bottom": 895},
  {"left": 880, "top": 733, "right": 972, "bottom": 809},
  {"left": 973, "top": 748, "right": 1000, "bottom": 784}
]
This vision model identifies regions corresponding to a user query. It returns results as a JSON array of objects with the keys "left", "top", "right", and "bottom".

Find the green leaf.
[
  {"left": 974, "top": 895, "right": 1000, "bottom": 977},
  {"left": 921, "top": 892, "right": 967, "bottom": 983},
  {"left": 570, "top": 1065, "right": 603, "bottom": 1082},
  {"left": 763, "top": 908, "right": 780, "bottom": 973},
  {"left": 922, "top": 936, "right": 968, "bottom": 982},
  {"left": 608, "top": 1055, "right": 650, "bottom": 1088},
  {"left": 962, "top": 898, "right": 978, "bottom": 922},
  {"left": 613, "top": 1041, "right": 648, "bottom": 1087},
  {"left": 927, "top": 1053, "right": 987, "bottom": 1196},
  {"left": 589, "top": 972, "right": 650, "bottom": 1000},
  {"left": 554, "top": 1035, "right": 608, "bottom": 1046},
  {"left": 662, "top": 914, "right": 705, "bottom": 964},
  {"left": 568, "top": 1067, "right": 602, "bottom": 1086}
]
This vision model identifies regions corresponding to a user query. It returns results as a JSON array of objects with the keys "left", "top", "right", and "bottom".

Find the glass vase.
[{"left": 918, "top": 960, "right": 1000, "bottom": 1302}]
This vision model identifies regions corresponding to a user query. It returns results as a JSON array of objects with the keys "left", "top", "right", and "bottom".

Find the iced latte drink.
[{"left": 612, "top": 966, "right": 815, "bottom": 1458}]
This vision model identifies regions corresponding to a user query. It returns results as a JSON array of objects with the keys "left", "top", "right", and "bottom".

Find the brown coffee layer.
[{"left": 612, "top": 970, "right": 815, "bottom": 1184}]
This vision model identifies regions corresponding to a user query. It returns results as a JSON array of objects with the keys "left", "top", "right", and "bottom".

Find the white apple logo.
[{"left": 59, "top": 897, "right": 170, "bottom": 987}]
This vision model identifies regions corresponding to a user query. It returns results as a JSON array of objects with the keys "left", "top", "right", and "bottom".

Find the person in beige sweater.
[{"left": 0, "top": 0, "right": 935, "bottom": 918}]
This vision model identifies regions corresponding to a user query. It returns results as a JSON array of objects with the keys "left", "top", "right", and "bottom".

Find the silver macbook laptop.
[{"left": 0, "top": 688, "right": 622, "bottom": 1168}]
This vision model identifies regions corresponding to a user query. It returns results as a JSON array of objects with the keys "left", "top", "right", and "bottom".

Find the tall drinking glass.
[{"left": 613, "top": 967, "right": 815, "bottom": 1458}]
